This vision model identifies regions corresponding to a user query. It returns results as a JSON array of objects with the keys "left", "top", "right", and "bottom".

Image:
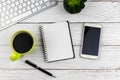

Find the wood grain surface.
[
  {"left": 0, "top": 0, "right": 120, "bottom": 80},
  {"left": 22, "top": 2, "right": 120, "bottom": 22}
]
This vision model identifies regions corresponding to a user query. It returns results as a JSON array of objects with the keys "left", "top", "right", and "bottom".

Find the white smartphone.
[{"left": 80, "top": 23, "right": 102, "bottom": 59}]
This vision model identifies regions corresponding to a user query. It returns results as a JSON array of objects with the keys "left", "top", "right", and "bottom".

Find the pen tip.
[{"left": 52, "top": 75, "right": 56, "bottom": 78}]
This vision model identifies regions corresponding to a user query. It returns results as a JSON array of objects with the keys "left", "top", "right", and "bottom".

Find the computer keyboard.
[{"left": 0, "top": 0, "right": 57, "bottom": 30}]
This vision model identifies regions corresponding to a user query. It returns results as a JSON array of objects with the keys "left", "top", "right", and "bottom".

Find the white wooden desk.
[{"left": 0, "top": 0, "right": 120, "bottom": 80}]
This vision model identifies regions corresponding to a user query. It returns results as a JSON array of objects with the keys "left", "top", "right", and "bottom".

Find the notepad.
[{"left": 39, "top": 21, "right": 75, "bottom": 62}]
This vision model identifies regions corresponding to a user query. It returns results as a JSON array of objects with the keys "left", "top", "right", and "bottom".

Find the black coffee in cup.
[{"left": 13, "top": 32, "right": 33, "bottom": 53}]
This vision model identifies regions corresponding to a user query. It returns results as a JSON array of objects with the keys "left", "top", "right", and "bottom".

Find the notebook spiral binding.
[{"left": 39, "top": 26, "right": 48, "bottom": 62}]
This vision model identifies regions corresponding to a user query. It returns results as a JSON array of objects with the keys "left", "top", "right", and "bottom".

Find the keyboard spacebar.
[{"left": 11, "top": 11, "right": 32, "bottom": 22}]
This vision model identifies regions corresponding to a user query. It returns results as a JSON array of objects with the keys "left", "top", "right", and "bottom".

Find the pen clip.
[{"left": 25, "top": 60, "right": 37, "bottom": 68}]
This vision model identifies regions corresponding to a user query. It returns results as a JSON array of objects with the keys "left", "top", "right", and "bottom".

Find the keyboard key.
[
  {"left": 6, "top": 0, "right": 11, "bottom": 4},
  {"left": 11, "top": 11, "right": 32, "bottom": 22},
  {"left": 32, "top": 8, "right": 37, "bottom": 13},
  {"left": 11, "top": 3, "right": 15, "bottom": 7},
  {"left": 1, "top": 22, "right": 6, "bottom": 27},
  {"left": 2, "top": 7, "right": 6, "bottom": 11},
  {"left": 42, "top": 6, "right": 46, "bottom": 9},
  {"left": 24, "top": 0, "right": 28, "bottom": 2},
  {"left": 27, "top": 1, "right": 31, "bottom": 5},
  {"left": 5, "top": 11, "right": 9, "bottom": 15},
  {"left": 22, "top": 3, "right": 27, "bottom": 7},
  {"left": 1, "top": 18, "right": 5, "bottom": 22},
  {"left": 2, "top": 0, "right": 5, "bottom": 2},
  {"left": 7, "top": 5, "right": 10, "bottom": 9},
  {"left": 37, "top": 6, "right": 41, "bottom": 10},
  {"left": 14, "top": 12, "right": 18, "bottom": 16},
  {"left": 31, "top": 0, "right": 35, "bottom": 3},
  {"left": 44, "top": 0, "right": 50, "bottom": 2},
  {"left": 18, "top": 4, "right": 22, "bottom": 9},
  {"left": 6, "top": 20, "right": 11, "bottom": 24},
  {"left": 10, "top": 9, "right": 14, "bottom": 13},
  {"left": 35, "top": 2, "right": 39, "bottom": 6},
  {"left": 39, "top": 0, "right": 43, "bottom": 4},
  {"left": 46, "top": 2, "right": 50, "bottom": 6},
  {"left": 26, "top": 6, "right": 31, "bottom": 10},
  {"left": 31, "top": 4, "right": 35, "bottom": 8},
  {"left": 15, "top": 1, "right": 19, "bottom": 5},
  {"left": 11, "top": 0, "right": 15, "bottom": 2},
  {"left": 5, "top": 16, "right": 9, "bottom": 20},
  {"left": 1, "top": 13, "right": 5, "bottom": 17},
  {"left": 18, "top": 10, "right": 22, "bottom": 14},
  {"left": 14, "top": 7, "right": 18, "bottom": 11},
  {"left": 9, "top": 14, "right": 14, "bottom": 18},
  {"left": 51, "top": 1, "right": 56, "bottom": 5},
  {"left": 19, "top": 0, "right": 24, "bottom": 3}
]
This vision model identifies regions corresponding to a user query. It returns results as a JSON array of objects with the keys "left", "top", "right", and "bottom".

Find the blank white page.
[{"left": 43, "top": 21, "right": 74, "bottom": 62}]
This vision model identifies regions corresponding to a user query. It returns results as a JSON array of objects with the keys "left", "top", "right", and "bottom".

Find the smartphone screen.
[{"left": 82, "top": 26, "right": 101, "bottom": 56}]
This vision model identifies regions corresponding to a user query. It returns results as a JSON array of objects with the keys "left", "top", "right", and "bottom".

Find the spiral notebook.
[{"left": 39, "top": 21, "right": 75, "bottom": 62}]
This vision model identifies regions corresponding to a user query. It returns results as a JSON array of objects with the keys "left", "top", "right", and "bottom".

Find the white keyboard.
[{"left": 0, "top": 0, "right": 57, "bottom": 30}]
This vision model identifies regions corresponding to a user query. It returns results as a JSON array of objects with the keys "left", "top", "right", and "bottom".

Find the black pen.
[{"left": 25, "top": 60, "right": 56, "bottom": 78}]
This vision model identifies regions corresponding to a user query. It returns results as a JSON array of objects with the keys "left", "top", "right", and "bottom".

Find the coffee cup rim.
[{"left": 10, "top": 30, "right": 36, "bottom": 55}]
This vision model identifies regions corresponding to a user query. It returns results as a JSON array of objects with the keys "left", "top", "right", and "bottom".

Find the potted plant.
[{"left": 63, "top": 0, "right": 87, "bottom": 14}]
